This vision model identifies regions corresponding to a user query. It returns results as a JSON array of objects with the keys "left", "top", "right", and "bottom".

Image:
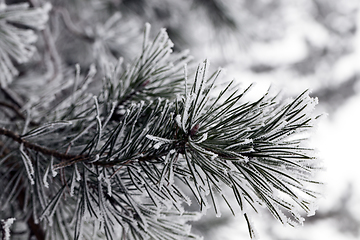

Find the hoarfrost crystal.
[{"left": 1, "top": 218, "right": 16, "bottom": 240}]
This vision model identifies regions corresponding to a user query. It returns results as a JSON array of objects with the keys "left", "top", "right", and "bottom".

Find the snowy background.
[
  {"left": 3, "top": 0, "right": 359, "bottom": 239},
  {"left": 177, "top": 0, "right": 360, "bottom": 239}
]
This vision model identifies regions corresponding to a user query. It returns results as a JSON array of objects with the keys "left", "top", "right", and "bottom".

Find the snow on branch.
[
  {"left": 0, "top": 2, "right": 51, "bottom": 86},
  {"left": 176, "top": 60, "right": 321, "bottom": 236},
  {"left": 1, "top": 218, "right": 15, "bottom": 240},
  {"left": 0, "top": 23, "right": 322, "bottom": 240}
]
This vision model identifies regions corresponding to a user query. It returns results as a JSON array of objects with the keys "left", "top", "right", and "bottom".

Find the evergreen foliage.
[
  {"left": 0, "top": 2, "right": 50, "bottom": 87},
  {"left": 0, "top": 1, "right": 321, "bottom": 240}
]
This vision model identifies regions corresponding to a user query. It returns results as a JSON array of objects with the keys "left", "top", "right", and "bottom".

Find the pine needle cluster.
[{"left": 0, "top": 2, "right": 321, "bottom": 240}]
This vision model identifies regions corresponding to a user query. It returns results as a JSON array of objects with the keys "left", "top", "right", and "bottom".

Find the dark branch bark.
[{"left": 0, "top": 127, "right": 88, "bottom": 163}]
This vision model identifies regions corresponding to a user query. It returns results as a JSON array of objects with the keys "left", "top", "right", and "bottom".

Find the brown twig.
[
  {"left": 52, "top": 155, "right": 90, "bottom": 170},
  {"left": 110, "top": 159, "right": 132, "bottom": 178},
  {"left": 0, "top": 127, "right": 88, "bottom": 164}
]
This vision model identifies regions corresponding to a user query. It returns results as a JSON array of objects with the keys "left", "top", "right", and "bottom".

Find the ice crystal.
[{"left": 1, "top": 218, "right": 16, "bottom": 240}]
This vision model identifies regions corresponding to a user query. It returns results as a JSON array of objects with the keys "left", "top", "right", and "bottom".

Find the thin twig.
[
  {"left": 110, "top": 159, "right": 132, "bottom": 178},
  {"left": 0, "top": 127, "right": 87, "bottom": 162},
  {"left": 52, "top": 155, "right": 90, "bottom": 170}
]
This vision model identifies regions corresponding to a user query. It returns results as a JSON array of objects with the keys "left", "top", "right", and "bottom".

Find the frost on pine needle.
[
  {"left": 0, "top": 2, "right": 50, "bottom": 87},
  {"left": 175, "top": 59, "right": 321, "bottom": 237},
  {"left": 1, "top": 218, "right": 16, "bottom": 240},
  {"left": 146, "top": 134, "right": 175, "bottom": 149},
  {"left": 102, "top": 23, "right": 192, "bottom": 114},
  {"left": 21, "top": 121, "right": 73, "bottom": 139},
  {"left": 50, "top": 156, "right": 57, "bottom": 177},
  {"left": 19, "top": 144, "right": 35, "bottom": 185},
  {"left": 0, "top": 22, "right": 322, "bottom": 240}
]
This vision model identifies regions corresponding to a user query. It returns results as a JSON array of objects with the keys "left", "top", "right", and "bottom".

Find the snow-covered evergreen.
[{"left": 0, "top": 1, "right": 322, "bottom": 239}]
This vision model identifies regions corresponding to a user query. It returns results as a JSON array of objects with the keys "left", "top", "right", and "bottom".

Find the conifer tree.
[{"left": 0, "top": 1, "right": 321, "bottom": 240}]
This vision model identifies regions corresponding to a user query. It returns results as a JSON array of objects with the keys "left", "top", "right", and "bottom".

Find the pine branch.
[
  {"left": 152, "top": 59, "right": 320, "bottom": 237},
  {"left": 0, "top": 2, "right": 51, "bottom": 87},
  {"left": 0, "top": 127, "right": 87, "bottom": 161},
  {"left": 105, "top": 23, "right": 192, "bottom": 121},
  {"left": 0, "top": 21, "right": 321, "bottom": 240}
]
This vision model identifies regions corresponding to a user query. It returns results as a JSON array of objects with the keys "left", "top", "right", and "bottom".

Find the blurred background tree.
[{"left": 1, "top": 0, "right": 359, "bottom": 239}]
